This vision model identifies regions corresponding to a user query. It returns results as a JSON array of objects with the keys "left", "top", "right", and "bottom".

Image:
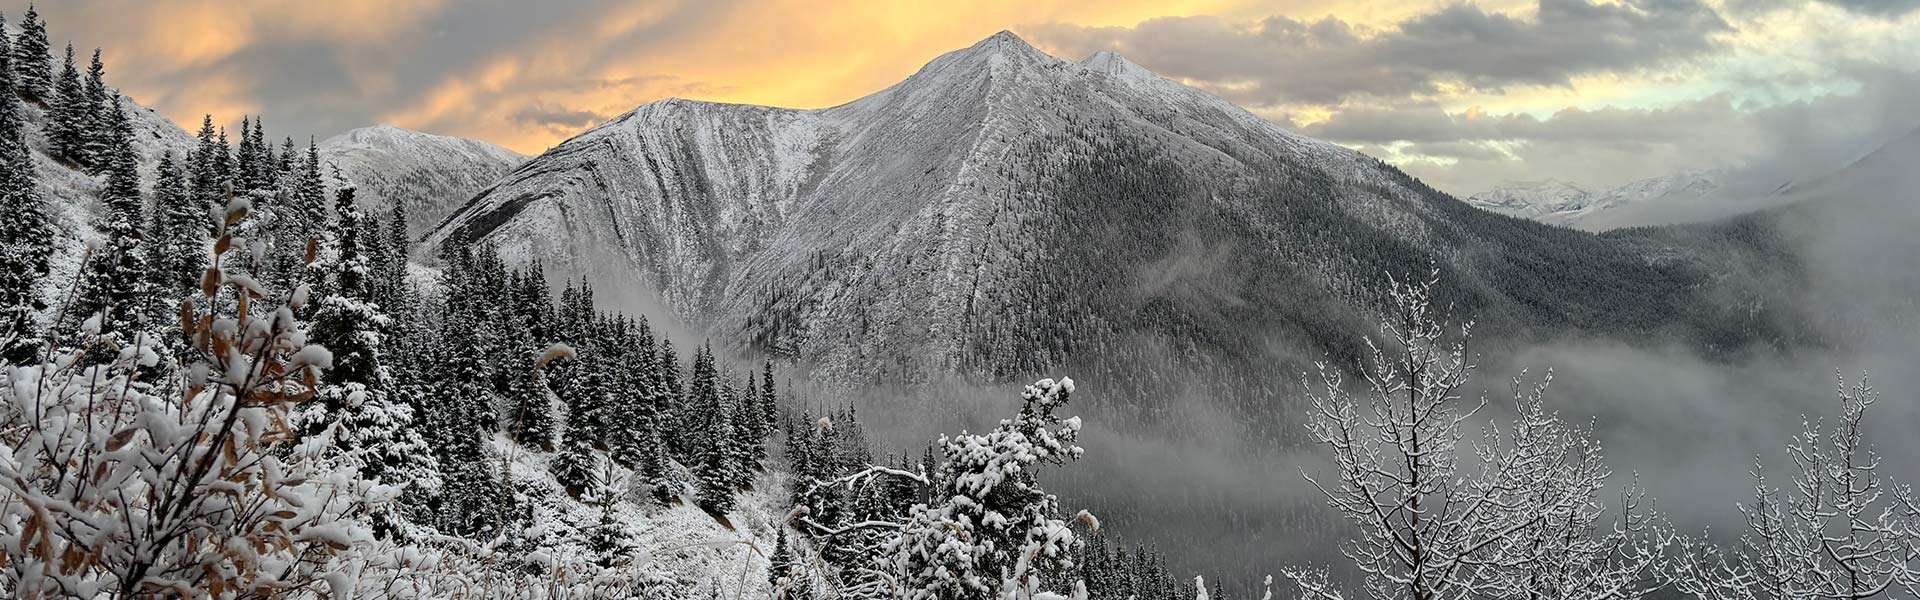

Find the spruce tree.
[
  {"left": 741, "top": 372, "right": 770, "bottom": 464},
  {"left": 302, "top": 188, "right": 438, "bottom": 505},
  {"left": 79, "top": 48, "right": 108, "bottom": 173},
  {"left": 769, "top": 526, "right": 815, "bottom": 599},
  {"left": 276, "top": 136, "right": 294, "bottom": 179},
  {"left": 10, "top": 5, "right": 50, "bottom": 102},
  {"left": 695, "top": 389, "right": 739, "bottom": 516},
  {"left": 549, "top": 352, "right": 604, "bottom": 497},
  {"left": 212, "top": 127, "right": 230, "bottom": 186},
  {"left": 584, "top": 461, "right": 632, "bottom": 567},
  {"left": 188, "top": 115, "right": 222, "bottom": 210},
  {"left": 46, "top": 44, "right": 82, "bottom": 165},
  {"left": 233, "top": 116, "right": 255, "bottom": 191},
  {"left": 362, "top": 198, "right": 412, "bottom": 317},
  {"left": 637, "top": 412, "right": 676, "bottom": 504},
  {"left": 678, "top": 342, "right": 719, "bottom": 458},
  {"left": 721, "top": 376, "right": 754, "bottom": 487},
  {"left": 0, "top": 20, "right": 50, "bottom": 363},
  {"left": 508, "top": 362, "right": 558, "bottom": 451},
  {"left": 69, "top": 96, "right": 148, "bottom": 343},
  {"left": 146, "top": 152, "right": 205, "bottom": 299},
  {"left": 761, "top": 360, "right": 779, "bottom": 432},
  {"left": 241, "top": 117, "right": 274, "bottom": 193},
  {"left": 658, "top": 337, "right": 683, "bottom": 443}
]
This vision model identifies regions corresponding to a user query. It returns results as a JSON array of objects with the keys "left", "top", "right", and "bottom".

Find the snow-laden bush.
[{"left": 0, "top": 201, "right": 400, "bottom": 596}]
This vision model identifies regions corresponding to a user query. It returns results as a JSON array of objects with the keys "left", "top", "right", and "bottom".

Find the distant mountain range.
[{"left": 1464, "top": 169, "right": 1728, "bottom": 230}]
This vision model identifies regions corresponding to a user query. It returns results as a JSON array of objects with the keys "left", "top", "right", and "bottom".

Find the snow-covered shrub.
[{"left": 0, "top": 203, "right": 402, "bottom": 597}]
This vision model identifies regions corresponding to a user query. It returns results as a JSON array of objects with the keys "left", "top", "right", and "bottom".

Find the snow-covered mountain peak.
[
  {"left": 318, "top": 124, "right": 526, "bottom": 237},
  {"left": 967, "top": 29, "right": 1053, "bottom": 62},
  {"left": 1080, "top": 50, "right": 1154, "bottom": 80},
  {"left": 901, "top": 30, "right": 1065, "bottom": 83},
  {"left": 1465, "top": 169, "right": 1730, "bottom": 229},
  {"left": 325, "top": 124, "right": 523, "bottom": 166},
  {"left": 1468, "top": 179, "right": 1590, "bottom": 211}
]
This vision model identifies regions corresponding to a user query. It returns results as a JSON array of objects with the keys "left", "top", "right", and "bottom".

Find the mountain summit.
[
  {"left": 319, "top": 124, "right": 525, "bottom": 237},
  {"left": 427, "top": 31, "right": 1799, "bottom": 388}
]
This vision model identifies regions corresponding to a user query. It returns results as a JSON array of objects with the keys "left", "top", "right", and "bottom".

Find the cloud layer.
[
  {"left": 1027, "top": 0, "right": 1920, "bottom": 198},
  {"left": 12, "top": 0, "right": 1918, "bottom": 203}
]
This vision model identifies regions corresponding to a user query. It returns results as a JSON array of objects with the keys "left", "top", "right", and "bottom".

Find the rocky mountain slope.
[
  {"left": 428, "top": 31, "right": 1802, "bottom": 394},
  {"left": 319, "top": 124, "right": 524, "bottom": 238}
]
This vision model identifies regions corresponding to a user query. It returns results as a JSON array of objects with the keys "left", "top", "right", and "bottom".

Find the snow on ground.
[{"left": 494, "top": 435, "right": 784, "bottom": 597}]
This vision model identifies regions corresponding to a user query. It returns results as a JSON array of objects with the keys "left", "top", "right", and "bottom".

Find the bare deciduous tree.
[
  {"left": 1675, "top": 373, "right": 1920, "bottom": 599},
  {"left": 1285, "top": 271, "right": 1669, "bottom": 600}
]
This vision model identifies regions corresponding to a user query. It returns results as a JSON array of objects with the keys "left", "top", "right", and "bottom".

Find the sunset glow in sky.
[{"left": 18, "top": 0, "right": 1920, "bottom": 194}]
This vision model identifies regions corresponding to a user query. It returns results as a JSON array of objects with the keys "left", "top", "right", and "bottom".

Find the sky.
[{"left": 14, "top": 0, "right": 1919, "bottom": 196}]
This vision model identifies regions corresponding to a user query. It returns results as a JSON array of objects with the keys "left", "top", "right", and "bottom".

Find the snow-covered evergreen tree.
[
  {"left": 45, "top": 44, "right": 83, "bottom": 166},
  {"left": 68, "top": 96, "right": 150, "bottom": 344},
  {"left": 550, "top": 351, "right": 606, "bottom": 498},
  {"left": 78, "top": 48, "right": 109, "bottom": 173},
  {"left": 695, "top": 398, "right": 739, "bottom": 516},
  {"left": 886, "top": 378, "right": 1088, "bottom": 600},
  {"left": 298, "top": 188, "right": 440, "bottom": 529},
  {"left": 585, "top": 461, "right": 634, "bottom": 568},
  {"left": 290, "top": 136, "right": 325, "bottom": 229},
  {"left": 146, "top": 152, "right": 205, "bottom": 300},
  {"left": 0, "top": 21, "right": 51, "bottom": 363},
  {"left": 679, "top": 342, "right": 720, "bottom": 458},
  {"left": 9, "top": 5, "right": 50, "bottom": 102},
  {"left": 188, "top": 114, "right": 225, "bottom": 211}
]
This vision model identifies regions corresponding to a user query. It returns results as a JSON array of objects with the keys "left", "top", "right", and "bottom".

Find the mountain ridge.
[{"left": 426, "top": 31, "right": 1803, "bottom": 390}]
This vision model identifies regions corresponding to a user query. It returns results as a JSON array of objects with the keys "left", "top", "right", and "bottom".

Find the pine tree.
[
  {"left": 79, "top": 48, "right": 109, "bottom": 173},
  {"left": 584, "top": 461, "right": 632, "bottom": 567},
  {"left": 761, "top": 360, "right": 779, "bottom": 432},
  {"left": 678, "top": 342, "right": 720, "bottom": 457},
  {"left": 146, "top": 152, "right": 204, "bottom": 300},
  {"left": 0, "top": 19, "right": 51, "bottom": 363},
  {"left": 10, "top": 5, "right": 50, "bottom": 102},
  {"left": 769, "top": 526, "right": 815, "bottom": 599},
  {"left": 69, "top": 96, "right": 148, "bottom": 343},
  {"left": 302, "top": 188, "right": 439, "bottom": 524},
  {"left": 45, "top": 44, "right": 83, "bottom": 165},
  {"left": 695, "top": 391, "right": 739, "bottom": 516},
  {"left": 188, "top": 115, "right": 222, "bottom": 211},
  {"left": 722, "top": 375, "right": 755, "bottom": 488},
  {"left": 509, "top": 363, "right": 558, "bottom": 451},
  {"left": 637, "top": 412, "right": 676, "bottom": 504},
  {"left": 549, "top": 352, "right": 603, "bottom": 497}
]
